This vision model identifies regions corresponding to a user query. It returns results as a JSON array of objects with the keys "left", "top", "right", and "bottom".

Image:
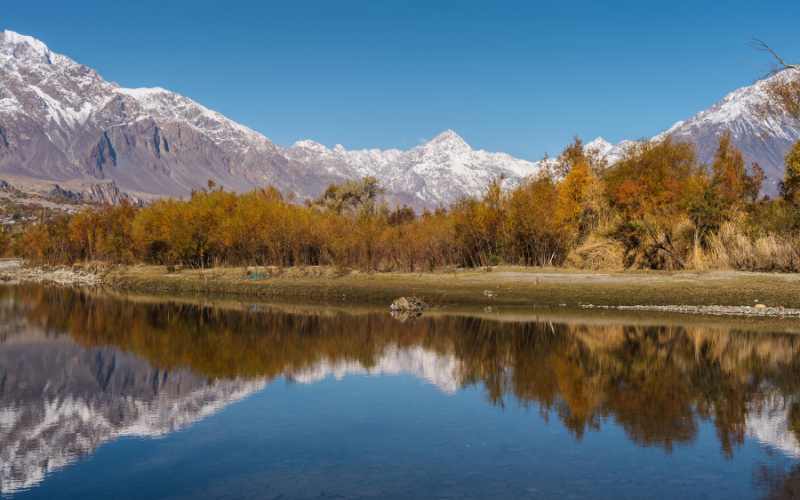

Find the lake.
[{"left": 2, "top": 284, "right": 800, "bottom": 499}]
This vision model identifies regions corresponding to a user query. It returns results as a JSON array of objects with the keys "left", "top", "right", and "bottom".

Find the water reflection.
[{"left": 2, "top": 285, "right": 800, "bottom": 497}]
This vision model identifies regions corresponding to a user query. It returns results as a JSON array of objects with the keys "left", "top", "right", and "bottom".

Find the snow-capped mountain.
[
  {"left": 0, "top": 30, "right": 347, "bottom": 203},
  {"left": 2, "top": 28, "right": 799, "bottom": 207},
  {"left": 575, "top": 71, "right": 800, "bottom": 195},
  {"left": 0, "top": 30, "right": 540, "bottom": 208},
  {"left": 657, "top": 70, "right": 800, "bottom": 194},
  {"left": 283, "top": 129, "right": 540, "bottom": 206},
  {"left": 583, "top": 136, "right": 633, "bottom": 165}
]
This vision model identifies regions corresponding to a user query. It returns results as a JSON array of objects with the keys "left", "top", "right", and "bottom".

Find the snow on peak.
[
  {"left": 0, "top": 30, "right": 62, "bottom": 65},
  {"left": 427, "top": 129, "right": 470, "bottom": 150},
  {"left": 585, "top": 137, "right": 613, "bottom": 153},
  {"left": 662, "top": 71, "right": 799, "bottom": 138},
  {"left": 1, "top": 30, "right": 50, "bottom": 53},
  {"left": 580, "top": 136, "right": 634, "bottom": 165},
  {"left": 291, "top": 139, "right": 330, "bottom": 152},
  {"left": 117, "top": 86, "right": 169, "bottom": 99}
]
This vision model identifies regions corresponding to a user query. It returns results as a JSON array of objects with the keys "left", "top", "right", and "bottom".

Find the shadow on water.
[{"left": 3, "top": 284, "right": 800, "bottom": 498}]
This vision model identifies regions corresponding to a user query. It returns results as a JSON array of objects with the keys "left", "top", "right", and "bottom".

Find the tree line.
[{"left": 3, "top": 134, "right": 800, "bottom": 272}]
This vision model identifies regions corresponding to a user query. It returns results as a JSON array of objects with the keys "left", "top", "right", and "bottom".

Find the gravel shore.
[
  {"left": 0, "top": 259, "right": 104, "bottom": 286},
  {"left": 581, "top": 304, "right": 800, "bottom": 318}
]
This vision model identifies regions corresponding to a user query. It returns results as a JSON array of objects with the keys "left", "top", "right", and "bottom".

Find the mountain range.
[{"left": 1, "top": 29, "right": 799, "bottom": 207}]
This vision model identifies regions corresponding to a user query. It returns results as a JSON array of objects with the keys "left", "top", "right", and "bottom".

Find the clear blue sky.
[{"left": 4, "top": 1, "right": 799, "bottom": 159}]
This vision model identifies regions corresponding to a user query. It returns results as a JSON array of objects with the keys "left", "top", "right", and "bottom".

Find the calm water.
[{"left": 2, "top": 286, "right": 800, "bottom": 499}]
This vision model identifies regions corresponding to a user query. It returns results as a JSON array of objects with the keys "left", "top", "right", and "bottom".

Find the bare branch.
[{"left": 752, "top": 38, "right": 800, "bottom": 73}]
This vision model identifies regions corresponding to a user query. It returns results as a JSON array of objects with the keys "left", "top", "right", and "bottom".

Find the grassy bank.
[{"left": 104, "top": 265, "right": 800, "bottom": 309}]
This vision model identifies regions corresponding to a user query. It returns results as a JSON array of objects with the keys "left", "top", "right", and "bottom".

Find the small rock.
[
  {"left": 754, "top": 303, "right": 768, "bottom": 309},
  {"left": 390, "top": 296, "right": 428, "bottom": 312}
]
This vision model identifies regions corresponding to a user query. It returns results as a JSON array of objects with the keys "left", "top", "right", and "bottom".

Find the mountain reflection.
[{"left": 3, "top": 285, "right": 800, "bottom": 495}]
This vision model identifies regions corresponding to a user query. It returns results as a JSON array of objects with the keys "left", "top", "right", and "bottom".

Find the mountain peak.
[
  {"left": 585, "top": 137, "right": 612, "bottom": 150},
  {"left": 291, "top": 139, "right": 329, "bottom": 152},
  {"left": 1, "top": 29, "right": 47, "bottom": 49},
  {"left": 427, "top": 129, "right": 470, "bottom": 150},
  {"left": 1, "top": 30, "right": 54, "bottom": 62}
]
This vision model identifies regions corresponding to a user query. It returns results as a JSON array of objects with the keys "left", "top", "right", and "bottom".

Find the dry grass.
[
  {"left": 706, "top": 222, "right": 800, "bottom": 272},
  {"left": 565, "top": 235, "right": 625, "bottom": 270}
]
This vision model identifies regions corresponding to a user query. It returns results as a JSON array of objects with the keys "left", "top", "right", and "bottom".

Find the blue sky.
[{"left": 4, "top": 1, "right": 799, "bottom": 159}]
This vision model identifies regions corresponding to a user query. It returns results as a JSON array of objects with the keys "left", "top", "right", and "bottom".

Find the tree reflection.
[{"left": 4, "top": 284, "right": 800, "bottom": 459}]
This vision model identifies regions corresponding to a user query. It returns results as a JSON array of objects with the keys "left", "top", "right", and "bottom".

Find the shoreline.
[{"left": 4, "top": 260, "right": 800, "bottom": 317}]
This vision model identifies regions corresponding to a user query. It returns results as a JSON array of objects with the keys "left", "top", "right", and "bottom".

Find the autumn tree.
[
  {"left": 710, "top": 132, "right": 763, "bottom": 207},
  {"left": 450, "top": 178, "right": 507, "bottom": 267},
  {"left": 555, "top": 156, "right": 604, "bottom": 245},
  {"left": 686, "top": 134, "right": 764, "bottom": 247},
  {"left": 554, "top": 137, "right": 585, "bottom": 177},
  {"left": 387, "top": 206, "right": 416, "bottom": 226},
  {"left": 505, "top": 175, "right": 566, "bottom": 266},
  {"left": 15, "top": 215, "right": 74, "bottom": 264},
  {"left": 604, "top": 138, "right": 700, "bottom": 269},
  {"left": 315, "top": 176, "right": 384, "bottom": 215},
  {"left": 782, "top": 140, "right": 800, "bottom": 206}
]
